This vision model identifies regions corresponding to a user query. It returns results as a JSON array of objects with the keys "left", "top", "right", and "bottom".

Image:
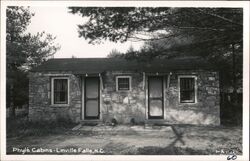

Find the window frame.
[
  {"left": 51, "top": 77, "right": 70, "bottom": 105},
  {"left": 178, "top": 75, "right": 197, "bottom": 104},
  {"left": 116, "top": 76, "right": 132, "bottom": 91}
]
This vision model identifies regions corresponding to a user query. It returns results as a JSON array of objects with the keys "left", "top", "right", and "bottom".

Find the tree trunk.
[
  {"left": 9, "top": 84, "right": 16, "bottom": 118},
  {"left": 9, "top": 32, "right": 16, "bottom": 118},
  {"left": 232, "top": 43, "right": 237, "bottom": 104}
]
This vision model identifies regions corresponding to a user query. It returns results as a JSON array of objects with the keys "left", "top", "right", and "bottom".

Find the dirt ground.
[{"left": 7, "top": 124, "right": 242, "bottom": 155}]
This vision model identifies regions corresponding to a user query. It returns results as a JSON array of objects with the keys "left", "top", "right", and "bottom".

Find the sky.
[{"left": 26, "top": 7, "right": 143, "bottom": 58}]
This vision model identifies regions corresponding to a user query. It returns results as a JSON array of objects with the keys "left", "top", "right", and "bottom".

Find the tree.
[
  {"left": 69, "top": 7, "right": 243, "bottom": 103},
  {"left": 71, "top": 55, "right": 77, "bottom": 58},
  {"left": 68, "top": 7, "right": 242, "bottom": 44},
  {"left": 107, "top": 48, "right": 124, "bottom": 58},
  {"left": 136, "top": 34, "right": 242, "bottom": 99},
  {"left": 6, "top": 6, "right": 60, "bottom": 117}
]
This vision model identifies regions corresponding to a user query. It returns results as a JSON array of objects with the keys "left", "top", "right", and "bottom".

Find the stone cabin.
[{"left": 29, "top": 57, "right": 220, "bottom": 125}]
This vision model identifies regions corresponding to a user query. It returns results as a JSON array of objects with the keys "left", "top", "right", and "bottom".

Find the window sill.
[
  {"left": 179, "top": 102, "right": 197, "bottom": 105},
  {"left": 50, "top": 104, "right": 70, "bottom": 107},
  {"left": 116, "top": 90, "right": 131, "bottom": 93}
]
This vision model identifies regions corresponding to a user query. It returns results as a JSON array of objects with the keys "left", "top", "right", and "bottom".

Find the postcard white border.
[{"left": 1, "top": 1, "right": 249, "bottom": 161}]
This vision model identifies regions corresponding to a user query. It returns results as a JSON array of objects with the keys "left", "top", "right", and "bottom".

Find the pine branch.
[
  {"left": 176, "top": 26, "right": 226, "bottom": 32},
  {"left": 197, "top": 9, "right": 243, "bottom": 26}
]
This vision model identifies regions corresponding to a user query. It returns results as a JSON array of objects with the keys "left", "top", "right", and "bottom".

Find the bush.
[
  {"left": 7, "top": 116, "right": 77, "bottom": 138},
  {"left": 130, "top": 118, "right": 135, "bottom": 125},
  {"left": 111, "top": 118, "right": 117, "bottom": 126},
  {"left": 221, "top": 102, "right": 242, "bottom": 126}
]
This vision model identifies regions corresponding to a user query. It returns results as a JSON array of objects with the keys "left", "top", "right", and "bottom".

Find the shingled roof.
[{"left": 31, "top": 57, "right": 216, "bottom": 74}]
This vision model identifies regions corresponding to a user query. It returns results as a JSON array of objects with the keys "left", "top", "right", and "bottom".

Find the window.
[
  {"left": 178, "top": 76, "right": 197, "bottom": 103},
  {"left": 116, "top": 76, "right": 131, "bottom": 91},
  {"left": 51, "top": 78, "right": 69, "bottom": 105}
]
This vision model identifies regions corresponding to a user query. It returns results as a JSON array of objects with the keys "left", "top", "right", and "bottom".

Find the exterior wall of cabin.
[
  {"left": 101, "top": 71, "right": 146, "bottom": 124},
  {"left": 164, "top": 71, "right": 220, "bottom": 125},
  {"left": 29, "top": 72, "right": 82, "bottom": 123},
  {"left": 29, "top": 70, "right": 220, "bottom": 125}
]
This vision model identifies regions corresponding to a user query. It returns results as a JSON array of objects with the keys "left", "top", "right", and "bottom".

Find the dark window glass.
[
  {"left": 118, "top": 78, "right": 130, "bottom": 90},
  {"left": 54, "top": 79, "right": 68, "bottom": 104},
  {"left": 180, "top": 78, "right": 195, "bottom": 103}
]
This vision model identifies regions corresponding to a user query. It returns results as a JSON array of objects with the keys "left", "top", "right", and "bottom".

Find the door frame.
[
  {"left": 84, "top": 76, "right": 100, "bottom": 120},
  {"left": 147, "top": 76, "right": 164, "bottom": 119}
]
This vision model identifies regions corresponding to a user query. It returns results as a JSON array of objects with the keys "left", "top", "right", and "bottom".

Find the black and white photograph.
[{"left": 0, "top": 1, "right": 249, "bottom": 161}]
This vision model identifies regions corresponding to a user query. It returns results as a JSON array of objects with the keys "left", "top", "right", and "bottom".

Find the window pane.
[
  {"left": 62, "top": 80, "right": 67, "bottom": 91},
  {"left": 54, "top": 92, "right": 60, "bottom": 103},
  {"left": 60, "top": 91, "right": 66, "bottom": 102},
  {"left": 86, "top": 100, "right": 99, "bottom": 116},
  {"left": 149, "top": 100, "right": 163, "bottom": 116},
  {"left": 180, "top": 78, "right": 195, "bottom": 102},
  {"left": 180, "top": 91, "right": 194, "bottom": 101},
  {"left": 118, "top": 78, "right": 130, "bottom": 90},
  {"left": 86, "top": 78, "right": 99, "bottom": 98},
  {"left": 54, "top": 79, "right": 68, "bottom": 104},
  {"left": 149, "top": 77, "right": 162, "bottom": 98},
  {"left": 54, "top": 80, "right": 61, "bottom": 91}
]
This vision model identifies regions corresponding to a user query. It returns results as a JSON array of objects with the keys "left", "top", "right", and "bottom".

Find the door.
[
  {"left": 148, "top": 76, "right": 164, "bottom": 119},
  {"left": 84, "top": 77, "right": 100, "bottom": 119}
]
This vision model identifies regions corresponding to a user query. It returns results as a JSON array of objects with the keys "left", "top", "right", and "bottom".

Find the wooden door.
[
  {"left": 84, "top": 77, "right": 100, "bottom": 119},
  {"left": 148, "top": 76, "right": 164, "bottom": 119}
]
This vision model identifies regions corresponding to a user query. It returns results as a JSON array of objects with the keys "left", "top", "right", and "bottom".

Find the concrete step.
[
  {"left": 80, "top": 120, "right": 102, "bottom": 126},
  {"left": 145, "top": 119, "right": 171, "bottom": 127}
]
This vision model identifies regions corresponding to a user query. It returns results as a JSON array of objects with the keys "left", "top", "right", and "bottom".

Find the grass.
[
  {"left": 133, "top": 145, "right": 242, "bottom": 155},
  {"left": 7, "top": 116, "right": 77, "bottom": 138},
  {"left": 134, "top": 146, "right": 212, "bottom": 155},
  {"left": 6, "top": 124, "right": 242, "bottom": 155},
  {"left": 6, "top": 116, "right": 242, "bottom": 155}
]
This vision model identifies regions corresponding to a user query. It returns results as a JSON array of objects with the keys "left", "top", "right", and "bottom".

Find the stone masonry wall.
[
  {"left": 29, "top": 70, "right": 220, "bottom": 125},
  {"left": 165, "top": 70, "right": 220, "bottom": 125},
  {"left": 29, "top": 72, "right": 81, "bottom": 123},
  {"left": 101, "top": 71, "right": 146, "bottom": 124}
]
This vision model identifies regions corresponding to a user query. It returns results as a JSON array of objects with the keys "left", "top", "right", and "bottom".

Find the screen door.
[
  {"left": 84, "top": 77, "right": 100, "bottom": 119},
  {"left": 148, "top": 76, "right": 164, "bottom": 119}
]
